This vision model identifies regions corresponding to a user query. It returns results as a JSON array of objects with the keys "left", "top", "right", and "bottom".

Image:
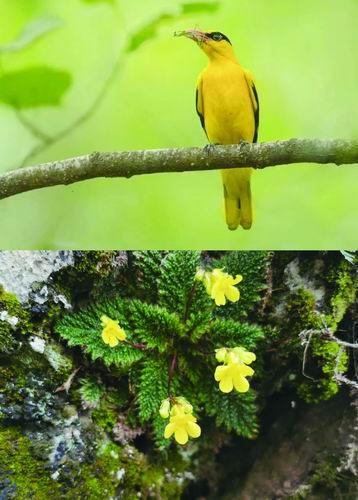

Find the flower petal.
[
  {"left": 174, "top": 428, "right": 188, "bottom": 445},
  {"left": 101, "top": 330, "right": 110, "bottom": 344},
  {"left": 186, "top": 421, "right": 201, "bottom": 438},
  {"left": 164, "top": 422, "right": 175, "bottom": 439},
  {"left": 213, "top": 291, "right": 226, "bottom": 306},
  {"left": 118, "top": 328, "right": 126, "bottom": 341},
  {"left": 225, "top": 286, "right": 240, "bottom": 303},
  {"left": 242, "top": 352, "right": 256, "bottom": 364},
  {"left": 233, "top": 374, "right": 250, "bottom": 393},
  {"left": 240, "top": 365, "right": 254, "bottom": 377},
  {"left": 232, "top": 274, "right": 243, "bottom": 285},
  {"left": 204, "top": 273, "right": 213, "bottom": 294},
  {"left": 214, "top": 365, "right": 227, "bottom": 381},
  {"left": 219, "top": 375, "right": 234, "bottom": 393},
  {"left": 108, "top": 335, "right": 119, "bottom": 347},
  {"left": 100, "top": 315, "right": 109, "bottom": 326}
]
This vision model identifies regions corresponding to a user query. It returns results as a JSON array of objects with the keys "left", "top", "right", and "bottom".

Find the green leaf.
[
  {"left": 0, "top": 66, "right": 72, "bottom": 109},
  {"left": 157, "top": 251, "right": 201, "bottom": 317},
  {"left": 133, "top": 251, "right": 167, "bottom": 302},
  {"left": 137, "top": 357, "right": 169, "bottom": 422},
  {"left": 205, "top": 389, "right": 258, "bottom": 438},
  {"left": 78, "top": 377, "right": 104, "bottom": 405},
  {"left": 56, "top": 296, "right": 182, "bottom": 366},
  {"left": 152, "top": 413, "right": 170, "bottom": 448},
  {"left": 56, "top": 300, "right": 145, "bottom": 368},
  {"left": 127, "top": 300, "right": 183, "bottom": 352},
  {"left": 0, "top": 17, "right": 63, "bottom": 53},
  {"left": 209, "top": 319, "right": 265, "bottom": 349}
]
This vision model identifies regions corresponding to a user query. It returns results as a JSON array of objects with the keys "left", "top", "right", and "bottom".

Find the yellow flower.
[
  {"left": 215, "top": 362, "right": 254, "bottom": 393},
  {"left": 201, "top": 268, "right": 243, "bottom": 306},
  {"left": 100, "top": 315, "right": 126, "bottom": 347},
  {"left": 214, "top": 347, "right": 255, "bottom": 393},
  {"left": 164, "top": 404, "right": 201, "bottom": 445}
]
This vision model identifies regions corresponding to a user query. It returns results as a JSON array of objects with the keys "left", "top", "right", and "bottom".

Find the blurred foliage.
[
  {"left": 181, "top": 2, "right": 220, "bottom": 14},
  {"left": 82, "top": 0, "right": 115, "bottom": 5},
  {"left": 0, "top": 66, "right": 71, "bottom": 108},
  {"left": 0, "top": 0, "right": 357, "bottom": 248},
  {"left": 0, "top": 16, "right": 63, "bottom": 54},
  {"left": 125, "top": 1, "right": 219, "bottom": 53}
]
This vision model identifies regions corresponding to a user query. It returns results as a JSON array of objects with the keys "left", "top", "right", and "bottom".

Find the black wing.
[
  {"left": 251, "top": 82, "right": 259, "bottom": 143},
  {"left": 196, "top": 86, "right": 208, "bottom": 140}
]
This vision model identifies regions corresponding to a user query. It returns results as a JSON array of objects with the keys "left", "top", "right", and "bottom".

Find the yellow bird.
[{"left": 176, "top": 29, "right": 259, "bottom": 230}]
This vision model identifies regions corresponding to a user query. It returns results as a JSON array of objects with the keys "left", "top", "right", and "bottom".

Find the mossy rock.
[{"left": 0, "top": 286, "right": 32, "bottom": 353}]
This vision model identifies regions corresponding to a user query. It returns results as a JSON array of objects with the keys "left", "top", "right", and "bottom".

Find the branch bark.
[{"left": 0, "top": 138, "right": 357, "bottom": 201}]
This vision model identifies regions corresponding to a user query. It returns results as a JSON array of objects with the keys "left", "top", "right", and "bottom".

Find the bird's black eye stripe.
[{"left": 206, "top": 32, "right": 232, "bottom": 45}]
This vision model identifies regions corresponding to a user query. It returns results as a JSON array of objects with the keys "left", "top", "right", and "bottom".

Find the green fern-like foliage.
[
  {"left": 56, "top": 251, "right": 267, "bottom": 446},
  {"left": 79, "top": 377, "right": 104, "bottom": 406}
]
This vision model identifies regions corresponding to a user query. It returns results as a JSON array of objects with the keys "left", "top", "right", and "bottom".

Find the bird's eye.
[{"left": 212, "top": 33, "right": 223, "bottom": 41}]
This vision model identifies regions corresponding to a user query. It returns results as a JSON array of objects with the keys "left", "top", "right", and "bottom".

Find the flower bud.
[
  {"left": 175, "top": 397, "right": 193, "bottom": 414},
  {"left": 195, "top": 268, "right": 205, "bottom": 281},
  {"left": 159, "top": 399, "right": 170, "bottom": 419},
  {"left": 215, "top": 347, "right": 228, "bottom": 363}
]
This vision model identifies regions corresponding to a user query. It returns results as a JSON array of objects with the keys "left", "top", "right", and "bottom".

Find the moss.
[
  {"left": 92, "top": 395, "right": 121, "bottom": 432},
  {"left": 326, "top": 258, "right": 357, "bottom": 328},
  {"left": 267, "top": 273, "right": 351, "bottom": 403},
  {"left": 0, "top": 427, "right": 187, "bottom": 499},
  {"left": 0, "top": 286, "right": 32, "bottom": 352},
  {"left": 66, "top": 441, "right": 123, "bottom": 498},
  {"left": 0, "top": 339, "right": 72, "bottom": 423},
  {"left": 291, "top": 453, "right": 356, "bottom": 500},
  {"left": 279, "top": 258, "right": 353, "bottom": 404},
  {"left": 53, "top": 251, "right": 118, "bottom": 304},
  {"left": 282, "top": 289, "right": 349, "bottom": 404},
  {"left": 61, "top": 440, "right": 186, "bottom": 499},
  {"left": 298, "top": 338, "right": 348, "bottom": 403},
  {"left": 0, "top": 427, "right": 62, "bottom": 499},
  {"left": 284, "top": 289, "right": 321, "bottom": 337}
]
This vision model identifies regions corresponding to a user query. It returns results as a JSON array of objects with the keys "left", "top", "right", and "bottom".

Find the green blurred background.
[{"left": 0, "top": 0, "right": 357, "bottom": 249}]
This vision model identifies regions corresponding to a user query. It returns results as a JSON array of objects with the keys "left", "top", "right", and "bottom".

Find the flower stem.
[
  {"left": 183, "top": 281, "right": 197, "bottom": 323},
  {"left": 125, "top": 341, "right": 147, "bottom": 349},
  {"left": 168, "top": 353, "right": 178, "bottom": 396}
]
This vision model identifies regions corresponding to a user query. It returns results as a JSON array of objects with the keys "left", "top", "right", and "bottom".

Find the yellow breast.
[{"left": 201, "top": 61, "right": 255, "bottom": 144}]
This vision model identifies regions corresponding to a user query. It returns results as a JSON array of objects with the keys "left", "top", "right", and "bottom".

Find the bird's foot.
[{"left": 203, "top": 143, "right": 220, "bottom": 155}]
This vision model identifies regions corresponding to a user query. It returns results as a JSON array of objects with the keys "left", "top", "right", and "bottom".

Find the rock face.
[
  {"left": 0, "top": 251, "right": 357, "bottom": 499},
  {"left": 217, "top": 390, "right": 357, "bottom": 499}
]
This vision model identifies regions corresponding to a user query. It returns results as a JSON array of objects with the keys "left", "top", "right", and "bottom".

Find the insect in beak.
[{"left": 174, "top": 29, "right": 209, "bottom": 45}]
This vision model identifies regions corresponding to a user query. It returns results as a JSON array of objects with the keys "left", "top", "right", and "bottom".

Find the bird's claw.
[{"left": 204, "top": 143, "right": 220, "bottom": 155}]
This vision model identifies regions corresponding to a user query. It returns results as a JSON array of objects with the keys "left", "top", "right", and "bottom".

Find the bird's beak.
[{"left": 174, "top": 29, "right": 208, "bottom": 44}]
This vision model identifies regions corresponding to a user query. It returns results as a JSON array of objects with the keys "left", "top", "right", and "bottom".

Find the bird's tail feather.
[{"left": 221, "top": 167, "right": 253, "bottom": 231}]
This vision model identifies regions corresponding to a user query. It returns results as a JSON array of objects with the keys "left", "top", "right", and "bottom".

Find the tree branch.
[{"left": 0, "top": 138, "right": 357, "bottom": 201}]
